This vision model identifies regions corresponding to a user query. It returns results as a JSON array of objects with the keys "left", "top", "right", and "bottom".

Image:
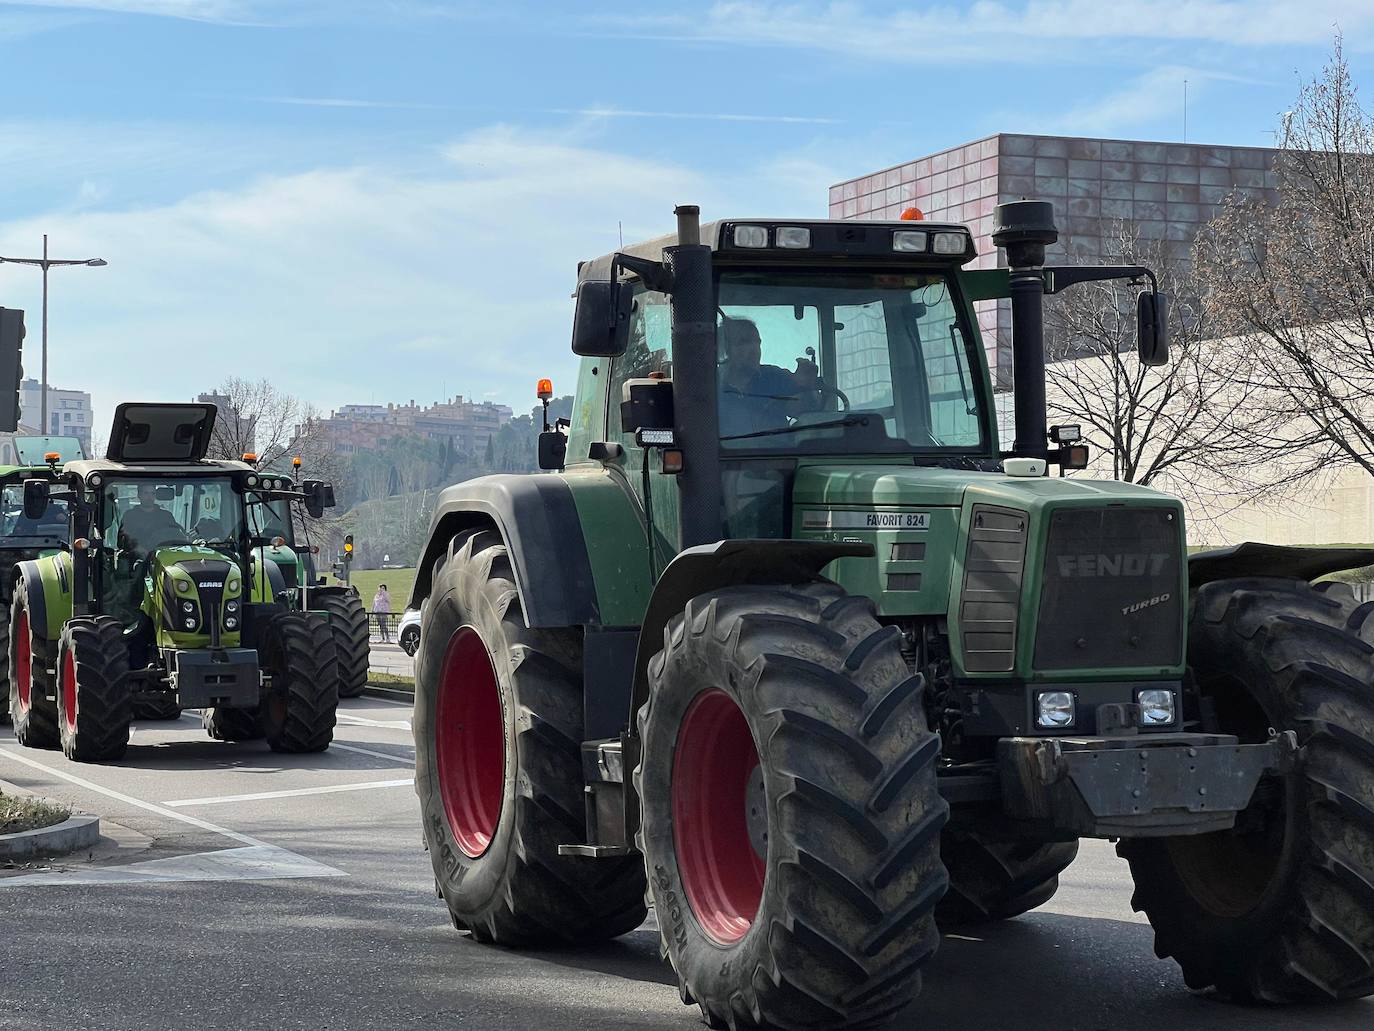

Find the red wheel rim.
[
  {"left": 15, "top": 611, "right": 31, "bottom": 712},
  {"left": 435, "top": 626, "right": 505, "bottom": 859},
  {"left": 61, "top": 649, "right": 77, "bottom": 732},
  {"left": 672, "top": 689, "right": 765, "bottom": 945}
]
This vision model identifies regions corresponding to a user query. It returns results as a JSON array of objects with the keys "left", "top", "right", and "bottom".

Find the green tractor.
[
  {"left": 408, "top": 202, "right": 1374, "bottom": 1028},
  {"left": 0, "top": 437, "right": 83, "bottom": 726},
  {"left": 240, "top": 458, "right": 371, "bottom": 699},
  {"left": 8, "top": 402, "right": 342, "bottom": 762}
]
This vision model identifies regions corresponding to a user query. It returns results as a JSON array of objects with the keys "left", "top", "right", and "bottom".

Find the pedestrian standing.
[{"left": 373, "top": 583, "right": 392, "bottom": 642}]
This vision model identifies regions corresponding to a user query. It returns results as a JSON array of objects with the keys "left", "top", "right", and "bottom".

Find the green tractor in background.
[
  {"left": 0, "top": 436, "right": 83, "bottom": 726},
  {"left": 407, "top": 202, "right": 1374, "bottom": 1028},
  {"left": 8, "top": 402, "right": 342, "bottom": 761},
  {"left": 240, "top": 455, "right": 371, "bottom": 699}
]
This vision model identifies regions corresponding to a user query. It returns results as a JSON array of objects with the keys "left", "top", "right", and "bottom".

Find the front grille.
[
  {"left": 1033, "top": 507, "right": 1183, "bottom": 670},
  {"left": 959, "top": 505, "right": 1028, "bottom": 673}
]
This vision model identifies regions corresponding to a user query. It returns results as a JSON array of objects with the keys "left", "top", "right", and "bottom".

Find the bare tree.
[
  {"left": 1044, "top": 221, "right": 1271, "bottom": 514},
  {"left": 203, "top": 378, "right": 307, "bottom": 467},
  {"left": 1197, "top": 37, "right": 1374, "bottom": 483}
]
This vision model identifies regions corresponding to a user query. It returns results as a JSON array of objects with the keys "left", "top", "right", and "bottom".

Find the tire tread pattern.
[
  {"left": 58, "top": 616, "right": 132, "bottom": 762},
  {"left": 315, "top": 589, "right": 371, "bottom": 699},
  {"left": 261, "top": 611, "right": 339, "bottom": 753}
]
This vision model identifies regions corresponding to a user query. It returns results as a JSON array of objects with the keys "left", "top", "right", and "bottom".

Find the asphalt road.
[{"left": 1, "top": 699, "right": 1369, "bottom": 1031}]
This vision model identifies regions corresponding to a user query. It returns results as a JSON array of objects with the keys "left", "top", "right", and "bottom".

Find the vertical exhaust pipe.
[
  {"left": 993, "top": 200, "right": 1058, "bottom": 461},
  {"left": 665, "top": 204, "right": 721, "bottom": 549}
]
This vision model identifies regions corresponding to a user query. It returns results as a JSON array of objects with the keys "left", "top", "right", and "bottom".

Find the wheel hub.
[
  {"left": 672, "top": 689, "right": 766, "bottom": 945},
  {"left": 435, "top": 626, "right": 505, "bottom": 859}
]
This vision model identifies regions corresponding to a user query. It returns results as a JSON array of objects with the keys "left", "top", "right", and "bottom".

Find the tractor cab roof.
[
  {"left": 0, "top": 464, "right": 65, "bottom": 484},
  {"left": 105, "top": 402, "right": 218, "bottom": 464},
  {"left": 64, "top": 457, "right": 253, "bottom": 480},
  {"left": 576, "top": 216, "right": 978, "bottom": 284}
]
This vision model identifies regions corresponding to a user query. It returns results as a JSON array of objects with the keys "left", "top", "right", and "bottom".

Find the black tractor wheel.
[
  {"left": 937, "top": 831, "right": 1079, "bottom": 926},
  {"left": 0, "top": 603, "right": 9, "bottom": 727},
  {"left": 1121, "top": 577, "right": 1374, "bottom": 1003},
  {"left": 134, "top": 694, "right": 182, "bottom": 721},
  {"left": 315, "top": 589, "right": 371, "bottom": 699},
  {"left": 415, "top": 528, "right": 646, "bottom": 945},
  {"left": 260, "top": 611, "right": 339, "bottom": 753},
  {"left": 203, "top": 705, "right": 263, "bottom": 741},
  {"left": 636, "top": 582, "right": 949, "bottom": 1031},
  {"left": 8, "top": 587, "right": 59, "bottom": 749},
  {"left": 56, "top": 616, "right": 132, "bottom": 763}
]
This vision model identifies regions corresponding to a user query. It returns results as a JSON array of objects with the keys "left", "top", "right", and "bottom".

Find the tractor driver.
[
  {"left": 717, "top": 317, "right": 820, "bottom": 438},
  {"left": 118, "top": 483, "right": 187, "bottom": 556}
]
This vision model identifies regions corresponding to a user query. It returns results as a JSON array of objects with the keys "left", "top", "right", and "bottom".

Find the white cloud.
[
  {"left": 602, "top": 1, "right": 1374, "bottom": 58},
  {"left": 0, "top": 0, "right": 256, "bottom": 21},
  {"left": 0, "top": 125, "right": 834, "bottom": 430}
]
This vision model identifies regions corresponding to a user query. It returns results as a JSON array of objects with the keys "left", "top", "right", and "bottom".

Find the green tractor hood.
[{"left": 147, "top": 545, "right": 244, "bottom": 647}]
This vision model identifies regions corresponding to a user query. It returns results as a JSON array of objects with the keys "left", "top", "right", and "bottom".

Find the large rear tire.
[
  {"left": 315, "top": 589, "right": 370, "bottom": 699},
  {"left": 938, "top": 831, "right": 1079, "bottom": 926},
  {"left": 1121, "top": 577, "right": 1374, "bottom": 1002},
  {"left": 636, "top": 582, "right": 948, "bottom": 1031},
  {"left": 415, "top": 528, "right": 646, "bottom": 945},
  {"left": 56, "top": 616, "right": 132, "bottom": 763},
  {"left": 8, "top": 587, "right": 58, "bottom": 749},
  {"left": 260, "top": 612, "right": 339, "bottom": 753}
]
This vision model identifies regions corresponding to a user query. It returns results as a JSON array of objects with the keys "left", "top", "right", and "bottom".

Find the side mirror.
[
  {"left": 303, "top": 480, "right": 336, "bottom": 519},
  {"left": 537, "top": 431, "right": 567, "bottom": 471},
  {"left": 22, "top": 478, "right": 49, "bottom": 520},
  {"left": 571, "top": 280, "right": 632, "bottom": 357},
  {"left": 1137, "top": 292, "right": 1169, "bottom": 366}
]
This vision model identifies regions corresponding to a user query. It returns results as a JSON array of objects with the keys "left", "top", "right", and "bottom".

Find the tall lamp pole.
[{"left": 0, "top": 236, "right": 107, "bottom": 433}]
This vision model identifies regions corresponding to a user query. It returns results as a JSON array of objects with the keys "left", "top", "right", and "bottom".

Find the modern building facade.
[
  {"left": 830, "top": 133, "right": 1279, "bottom": 385},
  {"left": 18, "top": 378, "right": 93, "bottom": 454}
]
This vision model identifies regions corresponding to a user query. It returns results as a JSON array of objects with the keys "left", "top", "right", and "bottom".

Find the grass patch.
[
  {"left": 368, "top": 672, "right": 415, "bottom": 691},
  {"left": 0, "top": 791, "right": 70, "bottom": 835},
  {"left": 340, "top": 568, "right": 418, "bottom": 612}
]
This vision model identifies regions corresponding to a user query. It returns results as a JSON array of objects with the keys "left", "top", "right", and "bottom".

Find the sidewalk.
[{"left": 368, "top": 642, "right": 415, "bottom": 678}]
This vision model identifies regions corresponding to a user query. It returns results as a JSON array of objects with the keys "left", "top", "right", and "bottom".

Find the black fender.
[
  {"left": 409, "top": 474, "right": 599, "bottom": 628},
  {"left": 12, "top": 558, "right": 48, "bottom": 635},
  {"left": 1188, "top": 542, "right": 1374, "bottom": 590}
]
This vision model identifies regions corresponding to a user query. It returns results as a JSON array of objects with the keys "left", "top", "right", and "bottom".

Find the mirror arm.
[
  {"left": 611, "top": 253, "right": 674, "bottom": 295},
  {"left": 1043, "top": 265, "right": 1156, "bottom": 295}
]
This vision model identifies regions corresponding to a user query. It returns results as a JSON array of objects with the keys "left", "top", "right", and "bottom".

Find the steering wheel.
[{"left": 817, "top": 382, "right": 851, "bottom": 412}]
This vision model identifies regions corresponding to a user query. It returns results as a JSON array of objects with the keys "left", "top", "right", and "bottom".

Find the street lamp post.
[{"left": 0, "top": 236, "right": 106, "bottom": 433}]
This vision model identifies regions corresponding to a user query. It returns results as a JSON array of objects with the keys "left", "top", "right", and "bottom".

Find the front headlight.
[
  {"left": 1138, "top": 688, "right": 1177, "bottom": 726},
  {"left": 176, "top": 579, "right": 193, "bottom": 595},
  {"left": 226, "top": 577, "right": 241, "bottom": 594},
  {"left": 1036, "top": 691, "right": 1076, "bottom": 729}
]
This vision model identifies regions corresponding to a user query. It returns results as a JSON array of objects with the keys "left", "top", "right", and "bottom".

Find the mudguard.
[
  {"left": 13, "top": 553, "right": 72, "bottom": 641},
  {"left": 410, "top": 474, "right": 604, "bottom": 628},
  {"left": 1188, "top": 543, "right": 1374, "bottom": 590}
]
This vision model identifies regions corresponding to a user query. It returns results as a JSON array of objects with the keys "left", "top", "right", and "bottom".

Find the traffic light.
[
  {"left": 343, "top": 534, "right": 354, "bottom": 563},
  {"left": 0, "top": 308, "right": 26, "bottom": 433}
]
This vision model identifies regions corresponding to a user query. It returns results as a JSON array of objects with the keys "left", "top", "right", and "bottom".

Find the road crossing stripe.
[{"left": 166, "top": 778, "right": 414, "bottom": 808}]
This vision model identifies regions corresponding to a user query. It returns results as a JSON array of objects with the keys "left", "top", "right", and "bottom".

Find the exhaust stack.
[{"left": 993, "top": 200, "right": 1058, "bottom": 461}]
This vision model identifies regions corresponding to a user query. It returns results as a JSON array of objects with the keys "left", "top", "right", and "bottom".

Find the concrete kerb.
[
  {"left": 0, "top": 814, "right": 101, "bottom": 859},
  {"left": 362, "top": 684, "right": 415, "bottom": 704}
]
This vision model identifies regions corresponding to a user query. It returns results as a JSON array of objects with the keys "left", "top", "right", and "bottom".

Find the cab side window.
[{"left": 607, "top": 285, "right": 672, "bottom": 457}]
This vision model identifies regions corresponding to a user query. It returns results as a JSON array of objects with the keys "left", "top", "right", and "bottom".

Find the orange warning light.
[
  {"left": 537, "top": 378, "right": 554, "bottom": 400},
  {"left": 899, "top": 207, "right": 925, "bottom": 221}
]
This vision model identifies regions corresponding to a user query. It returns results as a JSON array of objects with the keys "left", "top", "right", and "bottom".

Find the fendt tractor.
[
  {"left": 408, "top": 201, "right": 1374, "bottom": 1028},
  {"left": 0, "top": 436, "right": 83, "bottom": 725},
  {"left": 241, "top": 456, "right": 372, "bottom": 699},
  {"left": 7, "top": 402, "right": 342, "bottom": 762}
]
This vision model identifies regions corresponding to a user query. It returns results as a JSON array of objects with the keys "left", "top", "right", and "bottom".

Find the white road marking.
[
  {"left": 329, "top": 741, "right": 415, "bottom": 767},
  {"left": 336, "top": 713, "right": 411, "bottom": 730},
  {"left": 358, "top": 694, "right": 414, "bottom": 708},
  {"left": 0, "top": 844, "right": 344, "bottom": 887},
  {"left": 0, "top": 747, "right": 264, "bottom": 847},
  {"left": 166, "top": 778, "right": 413, "bottom": 808}
]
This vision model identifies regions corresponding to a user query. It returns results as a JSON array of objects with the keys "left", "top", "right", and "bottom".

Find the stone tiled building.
[
  {"left": 318, "top": 396, "right": 513, "bottom": 456},
  {"left": 830, "top": 134, "right": 1279, "bottom": 385}
]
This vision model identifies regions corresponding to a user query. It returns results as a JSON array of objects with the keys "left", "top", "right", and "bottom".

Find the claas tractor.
[
  {"left": 0, "top": 438, "right": 80, "bottom": 726},
  {"left": 408, "top": 202, "right": 1374, "bottom": 1028},
  {"left": 241, "top": 458, "right": 371, "bottom": 699},
  {"left": 7, "top": 402, "right": 342, "bottom": 762}
]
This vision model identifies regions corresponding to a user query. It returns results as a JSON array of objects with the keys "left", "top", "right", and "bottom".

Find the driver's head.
[
  {"left": 721, "top": 318, "right": 762, "bottom": 369},
  {"left": 137, "top": 483, "right": 159, "bottom": 507}
]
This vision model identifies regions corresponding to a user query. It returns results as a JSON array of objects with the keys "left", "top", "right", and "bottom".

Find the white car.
[{"left": 397, "top": 608, "right": 420, "bottom": 656}]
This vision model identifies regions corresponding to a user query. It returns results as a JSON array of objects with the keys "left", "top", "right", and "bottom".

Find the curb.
[
  {"left": 363, "top": 685, "right": 415, "bottom": 704},
  {"left": 0, "top": 814, "right": 101, "bottom": 859}
]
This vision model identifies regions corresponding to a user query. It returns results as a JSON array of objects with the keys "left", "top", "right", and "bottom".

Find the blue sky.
[{"left": 0, "top": 0, "right": 1370, "bottom": 436}]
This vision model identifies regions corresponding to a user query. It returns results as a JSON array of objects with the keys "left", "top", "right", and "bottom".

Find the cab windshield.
[
  {"left": 101, "top": 477, "right": 244, "bottom": 557},
  {"left": 0, "top": 485, "right": 69, "bottom": 542},
  {"left": 246, "top": 494, "right": 294, "bottom": 543},
  {"left": 716, "top": 269, "right": 987, "bottom": 454}
]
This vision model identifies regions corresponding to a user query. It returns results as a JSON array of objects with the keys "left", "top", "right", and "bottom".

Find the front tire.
[
  {"left": 9, "top": 587, "right": 58, "bottom": 749},
  {"left": 134, "top": 694, "right": 182, "bottom": 721},
  {"left": 56, "top": 616, "right": 132, "bottom": 763},
  {"left": 938, "top": 831, "right": 1079, "bottom": 926},
  {"left": 315, "top": 589, "right": 371, "bottom": 699},
  {"left": 260, "top": 612, "right": 339, "bottom": 753},
  {"left": 203, "top": 705, "right": 263, "bottom": 741},
  {"left": 415, "top": 528, "right": 646, "bottom": 945},
  {"left": 1122, "top": 577, "right": 1374, "bottom": 1002},
  {"left": 636, "top": 582, "right": 948, "bottom": 1031}
]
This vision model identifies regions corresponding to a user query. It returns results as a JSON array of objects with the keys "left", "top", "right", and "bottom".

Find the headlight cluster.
[
  {"left": 1034, "top": 689, "right": 1177, "bottom": 730},
  {"left": 246, "top": 475, "right": 290, "bottom": 490}
]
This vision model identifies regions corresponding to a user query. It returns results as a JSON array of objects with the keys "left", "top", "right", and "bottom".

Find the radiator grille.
[
  {"left": 1033, "top": 506, "right": 1183, "bottom": 670},
  {"left": 959, "top": 505, "right": 1028, "bottom": 673}
]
